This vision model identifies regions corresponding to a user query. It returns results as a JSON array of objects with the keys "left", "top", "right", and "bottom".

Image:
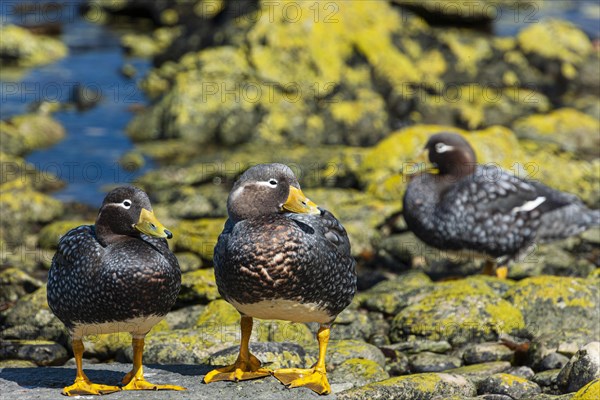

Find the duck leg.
[
  {"left": 203, "top": 316, "right": 271, "bottom": 383},
  {"left": 121, "top": 337, "right": 186, "bottom": 391},
  {"left": 274, "top": 324, "right": 331, "bottom": 395},
  {"left": 482, "top": 260, "right": 509, "bottom": 279},
  {"left": 62, "top": 339, "right": 120, "bottom": 396}
]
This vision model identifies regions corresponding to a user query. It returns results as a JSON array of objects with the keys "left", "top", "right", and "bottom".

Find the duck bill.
[
  {"left": 134, "top": 208, "right": 173, "bottom": 239},
  {"left": 282, "top": 186, "right": 320, "bottom": 215}
]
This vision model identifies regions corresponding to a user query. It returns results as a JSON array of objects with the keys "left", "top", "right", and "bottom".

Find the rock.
[
  {"left": 121, "top": 27, "right": 182, "bottom": 58},
  {"left": 463, "top": 343, "right": 514, "bottom": 365},
  {"left": 390, "top": 280, "right": 525, "bottom": 346},
  {"left": 119, "top": 327, "right": 226, "bottom": 365},
  {"left": 0, "top": 286, "right": 67, "bottom": 344},
  {"left": 533, "top": 369, "right": 561, "bottom": 393},
  {"left": 0, "top": 113, "right": 66, "bottom": 156},
  {"left": 408, "top": 351, "right": 462, "bottom": 373},
  {"left": 173, "top": 252, "right": 203, "bottom": 273},
  {"left": 306, "top": 340, "right": 386, "bottom": 368},
  {"left": 177, "top": 268, "right": 221, "bottom": 305},
  {"left": 517, "top": 20, "right": 593, "bottom": 81},
  {"left": 573, "top": 378, "right": 600, "bottom": 400},
  {"left": 513, "top": 109, "right": 600, "bottom": 157},
  {"left": 337, "top": 372, "right": 477, "bottom": 400},
  {"left": 383, "top": 339, "right": 452, "bottom": 354},
  {"left": 173, "top": 219, "right": 226, "bottom": 262},
  {"left": 331, "top": 358, "right": 390, "bottom": 389},
  {"left": 164, "top": 305, "right": 206, "bottom": 330},
  {"left": 359, "top": 271, "right": 434, "bottom": 315},
  {"left": 381, "top": 348, "right": 410, "bottom": 376},
  {"left": 37, "top": 220, "right": 91, "bottom": 249},
  {"left": 0, "top": 268, "right": 43, "bottom": 306},
  {"left": 0, "top": 340, "right": 68, "bottom": 366},
  {"left": 540, "top": 353, "right": 571, "bottom": 371},
  {"left": 0, "top": 25, "right": 67, "bottom": 67},
  {"left": 444, "top": 361, "right": 512, "bottom": 384},
  {"left": 207, "top": 342, "right": 315, "bottom": 371},
  {"left": 330, "top": 307, "right": 375, "bottom": 342},
  {"left": 478, "top": 373, "right": 541, "bottom": 399},
  {"left": 507, "top": 366, "right": 535, "bottom": 380},
  {"left": 391, "top": 0, "right": 515, "bottom": 24},
  {"left": 529, "top": 331, "right": 599, "bottom": 372},
  {"left": 504, "top": 277, "right": 599, "bottom": 340},
  {"left": 0, "top": 359, "right": 37, "bottom": 368},
  {"left": 557, "top": 342, "right": 600, "bottom": 393}
]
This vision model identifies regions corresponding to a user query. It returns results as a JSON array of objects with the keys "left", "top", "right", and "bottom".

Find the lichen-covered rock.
[
  {"left": 390, "top": 280, "right": 525, "bottom": 346},
  {"left": 504, "top": 276, "right": 599, "bottom": 339},
  {"left": 444, "top": 361, "right": 512, "bottom": 384},
  {"left": 37, "top": 220, "right": 92, "bottom": 249},
  {"left": 304, "top": 340, "right": 386, "bottom": 369},
  {"left": 173, "top": 252, "right": 202, "bottom": 273},
  {"left": 533, "top": 369, "right": 562, "bottom": 394},
  {"left": 513, "top": 108, "right": 600, "bottom": 157},
  {"left": 173, "top": 218, "right": 226, "bottom": 261},
  {"left": 517, "top": 19, "right": 593, "bottom": 81},
  {"left": 573, "top": 378, "right": 600, "bottom": 400},
  {"left": 557, "top": 342, "right": 600, "bottom": 393},
  {"left": 0, "top": 285, "right": 66, "bottom": 344},
  {"left": 337, "top": 372, "right": 477, "bottom": 400},
  {"left": 120, "top": 327, "right": 226, "bottom": 364},
  {"left": 0, "top": 114, "right": 65, "bottom": 156},
  {"left": 463, "top": 343, "right": 514, "bottom": 365},
  {"left": 121, "top": 27, "right": 182, "bottom": 57},
  {"left": 0, "top": 268, "right": 43, "bottom": 306},
  {"left": 478, "top": 373, "right": 541, "bottom": 399},
  {"left": 0, "top": 340, "right": 68, "bottom": 366},
  {"left": 358, "top": 271, "right": 434, "bottom": 315},
  {"left": 408, "top": 351, "right": 462, "bottom": 373},
  {"left": 331, "top": 358, "right": 390, "bottom": 389},
  {"left": 0, "top": 25, "right": 67, "bottom": 67},
  {"left": 392, "top": 0, "right": 516, "bottom": 23},
  {"left": 177, "top": 268, "right": 220, "bottom": 305}
]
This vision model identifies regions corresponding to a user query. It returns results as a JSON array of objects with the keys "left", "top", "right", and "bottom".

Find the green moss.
[
  {"left": 255, "top": 320, "right": 314, "bottom": 347},
  {"left": 574, "top": 379, "right": 600, "bottom": 400}
]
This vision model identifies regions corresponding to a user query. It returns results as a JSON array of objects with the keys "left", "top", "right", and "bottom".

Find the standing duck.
[
  {"left": 403, "top": 133, "right": 599, "bottom": 278},
  {"left": 203, "top": 163, "right": 356, "bottom": 395},
  {"left": 47, "top": 186, "right": 185, "bottom": 395}
]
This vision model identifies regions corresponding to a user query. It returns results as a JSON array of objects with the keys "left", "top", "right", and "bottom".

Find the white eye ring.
[
  {"left": 268, "top": 179, "right": 278, "bottom": 187},
  {"left": 435, "top": 143, "right": 453, "bottom": 153},
  {"left": 122, "top": 199, "right": 132, "bottom": 209}
]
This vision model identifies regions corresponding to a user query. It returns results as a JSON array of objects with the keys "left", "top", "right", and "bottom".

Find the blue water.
[
  {"left": 1, "top": 1, "right": 598, "bottom": 207},
  {"left": 1, "top": 0, "right": 153, "bottom": 207}
]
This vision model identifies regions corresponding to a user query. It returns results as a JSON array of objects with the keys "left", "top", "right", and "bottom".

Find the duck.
[
  {"left": 203, "top": 163, "right": 356, "bottom": 395},
  {"left": 47, "top": 186, "right": 185, "bottom": 396},
  {"left": 403, "top": 132, "right": 599, "bottom": 278}
]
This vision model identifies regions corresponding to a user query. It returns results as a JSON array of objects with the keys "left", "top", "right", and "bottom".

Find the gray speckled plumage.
[
  {"left": 403, "top": 133, "right": 599, "bottom": 263},
  {"left": 214, "top": 163, "right": 356, "bottom": 324},
  {"left": 47, "top": 186, "right": 181, "bottom": 333}
]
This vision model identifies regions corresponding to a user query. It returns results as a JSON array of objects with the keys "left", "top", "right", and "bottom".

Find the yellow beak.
[
  {"left": 134, "top": 208, "right": 173, "bottom": 239},
  {"left": 282, "top": 186, "right": 320, "bottom": 215}
]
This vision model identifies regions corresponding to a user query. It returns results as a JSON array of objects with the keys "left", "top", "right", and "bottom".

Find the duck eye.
[
  {"left": 122, "top": 200, "right": 132, "bottom": 209},
  {"left": 435, "top": 143, "right": 450, "bottom": 153},
  {"left": 268, "top": 179, "right": 278, "bottom": 187}
]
